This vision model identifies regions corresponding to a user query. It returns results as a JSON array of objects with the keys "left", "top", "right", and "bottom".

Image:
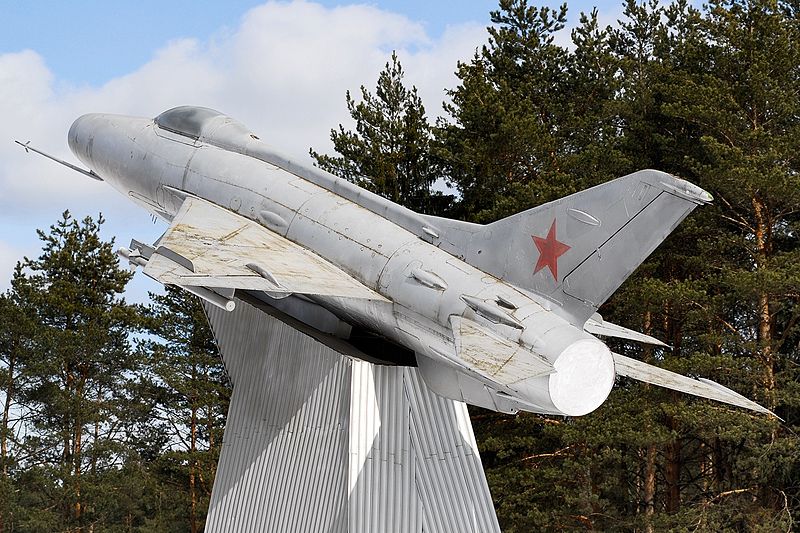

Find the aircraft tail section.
[{"left": 428, "top": 170, "right": 712, "bottom": 325}]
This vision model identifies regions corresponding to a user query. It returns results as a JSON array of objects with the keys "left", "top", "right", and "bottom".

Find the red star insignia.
[{"left": 532, "top": 220, "right": 570, "bottom": 281}]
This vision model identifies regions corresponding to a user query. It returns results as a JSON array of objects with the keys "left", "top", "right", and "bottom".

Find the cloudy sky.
[{"left": 0, "top": 0, "right": 616, "bottom": 302}]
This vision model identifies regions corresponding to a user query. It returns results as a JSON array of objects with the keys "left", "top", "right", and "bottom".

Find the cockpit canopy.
[
  {"left": 154, "top": 106, "right": 257, "bottom": 148},
  {"left": 154, "top": 106, "right": 224, "bottom": 140}
]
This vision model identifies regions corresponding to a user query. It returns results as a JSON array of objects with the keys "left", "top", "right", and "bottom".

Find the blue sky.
[
  {"left": 0, "top": 1, "right": 503, "bottom": 84},
  {"left": 0, "top": 0, "right": 618, "bottom": 301},
  {"left": 1, "top": 1, "right": 606, "bottom": 84}
]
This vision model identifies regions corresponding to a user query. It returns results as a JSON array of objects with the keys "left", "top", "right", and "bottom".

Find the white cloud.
[{"left": 0, "top": 0, "right": 487, "bottom": 295}]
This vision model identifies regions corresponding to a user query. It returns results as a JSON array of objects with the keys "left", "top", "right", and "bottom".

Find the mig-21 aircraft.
[
  {"left": 18, "top": 105, "right": 772, "bottom": 419},
  {"left": 19, "top": 105, "right": 775, "bottom": 531}
]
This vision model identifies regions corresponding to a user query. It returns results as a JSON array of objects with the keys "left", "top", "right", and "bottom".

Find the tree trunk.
[
  {"left": 74, "top": 420, "right": 83, "bottom": 525},
  {"left": 752, "top": 195, "right": 776, "bottom": 413},
  {"left": 664, "top": 413, "right": 681, "bottom": 513},
  {"left": 73, "top": 377, "right": 85, "bottom": 529},
  {"left": 190, "top": 354, "right": 199, "bottom": 533},
  {"left": 644, "top": 443, "right": 657, "bottom": 533},
  {"left": 1, "top": 351, "right": 14, "bottom": 478},
  {"left": 190, "top": 403, "right": 198, "bottom": 533},
  {"left": 92, "top": 417, "right": 99, "bottom": 477},
  {"left": 2, "top": 340, "right": 20, "bottom": 533},
  {"left": 641, "top": 310, "right": 657, "bottom": 532},
  {"left": 752, "top": 196, "right": 783, "bottom": 509},
  {"left": 206, "top": 364, "right": 215, "bottom": 451}
]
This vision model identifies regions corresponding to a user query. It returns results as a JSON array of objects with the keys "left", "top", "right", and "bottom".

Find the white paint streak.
[{"left": 348, "top": 361, "right": 381, "bottom": 496}]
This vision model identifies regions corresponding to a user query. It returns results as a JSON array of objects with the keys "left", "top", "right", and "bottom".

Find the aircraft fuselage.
[{"left": 68, "top": 111, "right": 614, "bottom": 417}]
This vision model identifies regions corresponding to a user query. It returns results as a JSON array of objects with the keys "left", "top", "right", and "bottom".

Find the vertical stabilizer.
[{"left": 426, "top": 170, "right": 711, "bottom": 325}]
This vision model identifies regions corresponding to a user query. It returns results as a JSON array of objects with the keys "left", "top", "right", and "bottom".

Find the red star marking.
[{"left": 532, "top": 220, "right": 570, "bottom": 281}]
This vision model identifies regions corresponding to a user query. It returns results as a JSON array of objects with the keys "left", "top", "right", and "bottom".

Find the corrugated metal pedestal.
[{"left": 204, "top": 297, "right": 500, "bottom": 533}]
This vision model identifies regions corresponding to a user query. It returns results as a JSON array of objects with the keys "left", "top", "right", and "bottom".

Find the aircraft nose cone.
[
  {"left": 66, "top": 112, "right": 162, "bottom": 200},
  {"left": 68, "top": 113, "right": 98, "bottom": 167}
]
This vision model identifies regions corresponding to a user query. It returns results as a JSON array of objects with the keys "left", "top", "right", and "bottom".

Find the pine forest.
[{"left": 1, "top": 1, "right": 798, "bottom": 531}]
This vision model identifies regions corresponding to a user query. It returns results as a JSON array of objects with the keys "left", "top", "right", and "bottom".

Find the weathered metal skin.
[
  {"left": 69, "top": 109, "right": 616, "bottom": 416},
  {"left": 66, "top": 107, "right": 780, "bottom": 420}
]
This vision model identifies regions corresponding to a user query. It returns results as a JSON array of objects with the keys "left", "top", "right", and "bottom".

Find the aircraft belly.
[
  {"left": 378, "top": 239, "right": 505, "bottom": 328},
  {"left": 315, "top": 296, "right": 397, "bottom": 337}
]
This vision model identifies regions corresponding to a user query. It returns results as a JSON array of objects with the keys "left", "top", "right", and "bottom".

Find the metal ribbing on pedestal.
[
  {"left": 204, "top": 300, "right": 351, "bottom": 532},
  {"left": 204, "top": 298, "right": 500, "bottom": 533}
]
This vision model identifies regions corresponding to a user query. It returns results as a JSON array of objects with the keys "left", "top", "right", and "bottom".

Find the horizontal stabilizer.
[
  {"left": 142, "top": 196, "right": 388, "bottom": 302},
  {"left": 451, "top": 316, "right": 554, "bottom": 387},
  {"left": 612, "top": 352, "right": 776, "bottom": 417},
  {"left": 585, "top": 314, "right": 668, "bottom": 347}
]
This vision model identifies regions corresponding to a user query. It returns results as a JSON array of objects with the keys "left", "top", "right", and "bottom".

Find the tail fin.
[{"left": 428, "top": 170, "right": 712, "bottom": 324}]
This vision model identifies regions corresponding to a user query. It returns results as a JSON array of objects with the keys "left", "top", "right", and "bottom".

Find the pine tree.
[
  {"left": 655, "top": 0, "right": 800, "bottom": 525},
  {"left": 564, "top": 8, "right": 629, "bottom": 182},
  {"left": 437, "top": 1, "right": 581, "bottom": 222},
  {"left": 4, "top": 212, "right": 141, "bottom": 531},
  {"left": 310, "top": 52, "right": 446, "bottom": 214},
  {"left": 141, "top": 286, "right": 229, "bottom": 533},
  {"left": 439, "top": 0, "right": 800, "bottom": 529},
  {"left": 0, "top": 279, "right": 41, "bottom": 532}
]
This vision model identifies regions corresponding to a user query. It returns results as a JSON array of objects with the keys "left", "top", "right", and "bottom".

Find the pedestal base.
[{"left": 204, "top": 297, "right": 500, "bottom": 533}]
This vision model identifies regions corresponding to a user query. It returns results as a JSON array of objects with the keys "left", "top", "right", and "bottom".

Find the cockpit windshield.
[{"left": 154, "top": 106, "right": 226, "bottom": 139}]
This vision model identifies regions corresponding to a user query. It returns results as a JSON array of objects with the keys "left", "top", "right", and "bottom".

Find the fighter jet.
[{"left": 18, "top": 106, "right": 772, "bottom": 418}]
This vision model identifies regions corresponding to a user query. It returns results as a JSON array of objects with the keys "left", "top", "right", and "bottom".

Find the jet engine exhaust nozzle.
[{"left": 548, "top": 339, "right": 615, "bottom": 416}]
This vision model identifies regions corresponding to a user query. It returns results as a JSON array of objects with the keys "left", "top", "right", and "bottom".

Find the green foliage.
[
  {"left": 0, "top": 212, "right": 143, "bottom": 530},
  {"left": 0, "top": 214, "right": 227, "bottom": 532},
  {"left": 440, "top": 0, "right": 800, "bottom": 530},
  {"left": 139, "top": 286, "right": 229, "bottom": 533},
  {"left": 311, "top": 52, "right": 447, "bottom": 214},
  {"left": 436, "top": 1, "right": 632, "bottom": 222},
  {"left": 436, "top": 1, "right": 570, "bottom": 221},
  {"left": 2, "top": 0, "right": 799, "bottom": 529}
]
